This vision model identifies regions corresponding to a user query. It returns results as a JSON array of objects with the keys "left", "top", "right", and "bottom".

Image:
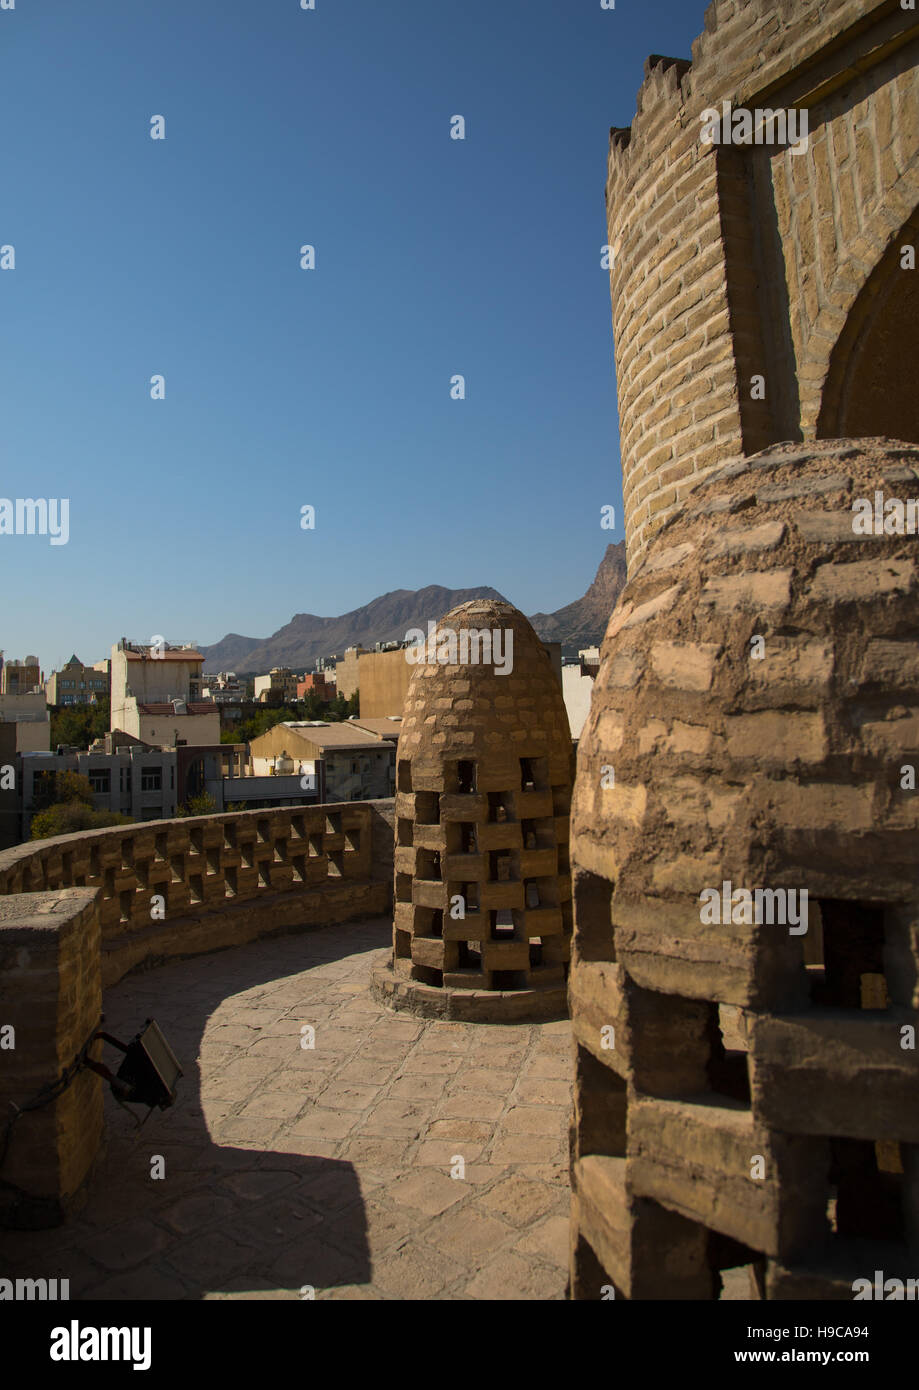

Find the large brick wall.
[
  {"left": 569, "top": 439, "right": 919, "bottom": 1298},
  {"left": 607, "top": 0, "right": 919, "bottom": 569},
  {"left": 358, "top": 648, "right": 413, "bottom": 719}
]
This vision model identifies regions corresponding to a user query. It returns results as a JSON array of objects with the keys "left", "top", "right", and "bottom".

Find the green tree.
[
  {"left": 31, "top": 803, "right": 131, "bottom": 840},
  {"left": 176, "top": 791, "right": 219, "bottom": 818},
  {"left": 218, "top": 689, "right": 358, "bottom": 748},
  {"left": 32, "top": 769, "right": 95, "bottom": 814},
  {"left": 323, "top": 691, "right": 358, "bottom": 720},
  {"left": 29, "top": 769, "right": 131, "bottom": 840},
  {"left": 49, "top": 698, "right": 111, "bottom": 751}
]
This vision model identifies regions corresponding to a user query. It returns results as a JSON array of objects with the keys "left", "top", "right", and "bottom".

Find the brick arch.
[
  {"left": 816, "top": 193, "right": 919, "bottom": 443},
  {"left": 799, "top": 160, "right": 919, "bottom": 438}
]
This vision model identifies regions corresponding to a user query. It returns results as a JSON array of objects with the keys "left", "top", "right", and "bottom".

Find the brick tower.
[
  {"left": 371, "top": 599, "right": 573, "bottom": 1022},
  {"left": 570, "top": 0, "right": 919, "bottom": 1300}
]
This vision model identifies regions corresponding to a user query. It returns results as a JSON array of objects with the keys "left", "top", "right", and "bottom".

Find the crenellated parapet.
[{"left": 605, "top": 0, "right": 919, "bottom": 570}]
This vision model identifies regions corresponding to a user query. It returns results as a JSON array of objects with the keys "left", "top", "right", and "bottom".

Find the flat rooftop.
[{"left": 277, "top": 723, "right": 389, "bottom": 750}]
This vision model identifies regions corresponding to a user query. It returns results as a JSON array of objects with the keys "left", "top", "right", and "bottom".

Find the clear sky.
[{"left": 0, "top": 0, "right": 706, "bottom": 674}]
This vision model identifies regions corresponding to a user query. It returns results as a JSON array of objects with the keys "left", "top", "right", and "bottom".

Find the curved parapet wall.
[
  {"left": 0, "top": 800, "right": 394, "bottom": 1227},
  {"left": 606, "top": 0, "right": 919, "bottom": 570},
  {"left": 568, "top": 438, "right": 919, "bottom": 1299},
  {"left": 371, "top": 599, "right": 573, "bottom": 1020},
  {"left": 0, "top": 799, "right": 395, "bottom": 988}
]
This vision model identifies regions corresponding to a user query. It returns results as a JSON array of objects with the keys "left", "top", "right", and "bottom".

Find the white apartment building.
[
  {"left": 110, "top": 639, "right": 220, "bottom": 746},
  {"left": 562, "top": 647, "right": 600, "bottom": 740}
]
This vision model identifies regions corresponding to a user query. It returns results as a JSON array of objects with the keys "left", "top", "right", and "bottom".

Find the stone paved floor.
[{"left": 2, "top": 918, "right": 574, "bottom": 1300}]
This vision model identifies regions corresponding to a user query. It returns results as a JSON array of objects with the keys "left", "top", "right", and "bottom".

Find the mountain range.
[{"left": 201, "top": 543, "right": 627, "bottom": 672}]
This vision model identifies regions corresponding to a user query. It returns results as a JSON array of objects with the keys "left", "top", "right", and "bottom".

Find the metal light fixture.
[{"left": 86, "top": 1018, "right": 183, "bottom": 1111}]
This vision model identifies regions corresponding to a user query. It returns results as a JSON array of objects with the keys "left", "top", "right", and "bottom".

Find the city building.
[
  {"left": 253, "top": 667, "right": 300, "bottom": 704},
  {"left": 562, "top": 648, "right": 600, "bottom": 741},
  {"left": 349, "top": 716, "right": 403, "bottom": 745},
  {"left": 151, "top": 737, "right": 319, "bottom": 812},
  {"left": 201, "top": 672, "right": 245, "bottom": 704},
  {"left": 0, "top": 724, "right": 19, "bottom": 849},
  {"left": 334, "top": 646, "right": 369, "bottom": 703},
  {"left": 339, "top": 641, "right": 564, "bottom": 719},
  {"left": 0, "top": 653, "right": 41, "bottom": 695},
  {"left": 205, "top": 755, "right": 319, "bottom": 812},
  {"left": 19, "top": 742, "right": 179, "bottom": 837},
  {"left": 0, "top": 693, "right": 50, "bottom": 753},
  {"left": 45, "top": 655, "right": 110, "bottom": 706},
  {"left": 248, "top": 720, "right": 394, "bottom": 802},
  {"left": 296, "top": 672, "right": 336, "bottom": 702},
  {"left": 350, "top": 647, "right": 410, "bottom": 718},
  {"left": 110, "top": 639, "right": 220, "bottom": 747},
  {"left": 4, "top": 732, "right": 321, "bottom": 843}
]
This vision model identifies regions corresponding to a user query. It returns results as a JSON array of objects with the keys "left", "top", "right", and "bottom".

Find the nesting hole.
[
  {"left": 810, "top": 900, "right": 888, "bottom": 1009},
  {"left": 455, "top": 760, "right": 477, "bottom": 793},
  {"left": 827, "top": 1136, "right": 906, "bottom": 1243},
  {"left": 415, "top": 792, "right": 440, "bottom": 826},
  {"left": 488, "top": 792, "right": 513, "bottom": 823},
  {"left": 416, "top": 849, "right": 442, "bottom": 882},
  {"left": 520, "top": 757, "right": 547, "bottom": 790}
]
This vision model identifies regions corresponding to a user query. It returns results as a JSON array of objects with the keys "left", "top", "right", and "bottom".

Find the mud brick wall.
[
  {"left": 569, "top": 439, "right": 919, "bottom": 1299},
  {"left": 0, "top": 799, "right": 394, "bottom": 988},
  {"left": 368, "top": 799, "right": 397, "bottom": 882},
  {"left": 606, "top": 0, "right": 919, "bottom": 569},
  {"left": 0, "top": 890, "right": 102, "bottom": 1228}
]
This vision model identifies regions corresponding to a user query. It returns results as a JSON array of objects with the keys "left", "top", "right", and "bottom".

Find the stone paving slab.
[{"left": 0, "top": 918, "right": 573, "bottom": 1301}]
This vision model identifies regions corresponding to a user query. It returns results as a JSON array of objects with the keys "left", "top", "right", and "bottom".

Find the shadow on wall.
[{"left": 0, "top": 919, "right": 393, "bottom": 1299}]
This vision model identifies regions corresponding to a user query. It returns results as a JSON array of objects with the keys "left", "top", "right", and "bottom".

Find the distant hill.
[
  {"left": 201, "top": 545, "right": 628, "bottom": 671},
  {"left": 202, "top": 585, "right": 509, "bottom": 672},
  {"left": 529, "top": 543, "right": 627, "bottom": 655}
]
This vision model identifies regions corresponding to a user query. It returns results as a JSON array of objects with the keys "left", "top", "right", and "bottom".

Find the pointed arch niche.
[{"left": 818, "top": 206, "right": 919, "bottom": 445}]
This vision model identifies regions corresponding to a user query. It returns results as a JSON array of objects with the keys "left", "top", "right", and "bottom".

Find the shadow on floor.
[{"left": 0, "top": 918, "right": 392, "bottom": 1300}]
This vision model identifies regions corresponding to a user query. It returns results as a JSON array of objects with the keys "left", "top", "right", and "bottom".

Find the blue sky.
[{"left": 0, "top": 0, "right": 705, "bottom": 673}]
